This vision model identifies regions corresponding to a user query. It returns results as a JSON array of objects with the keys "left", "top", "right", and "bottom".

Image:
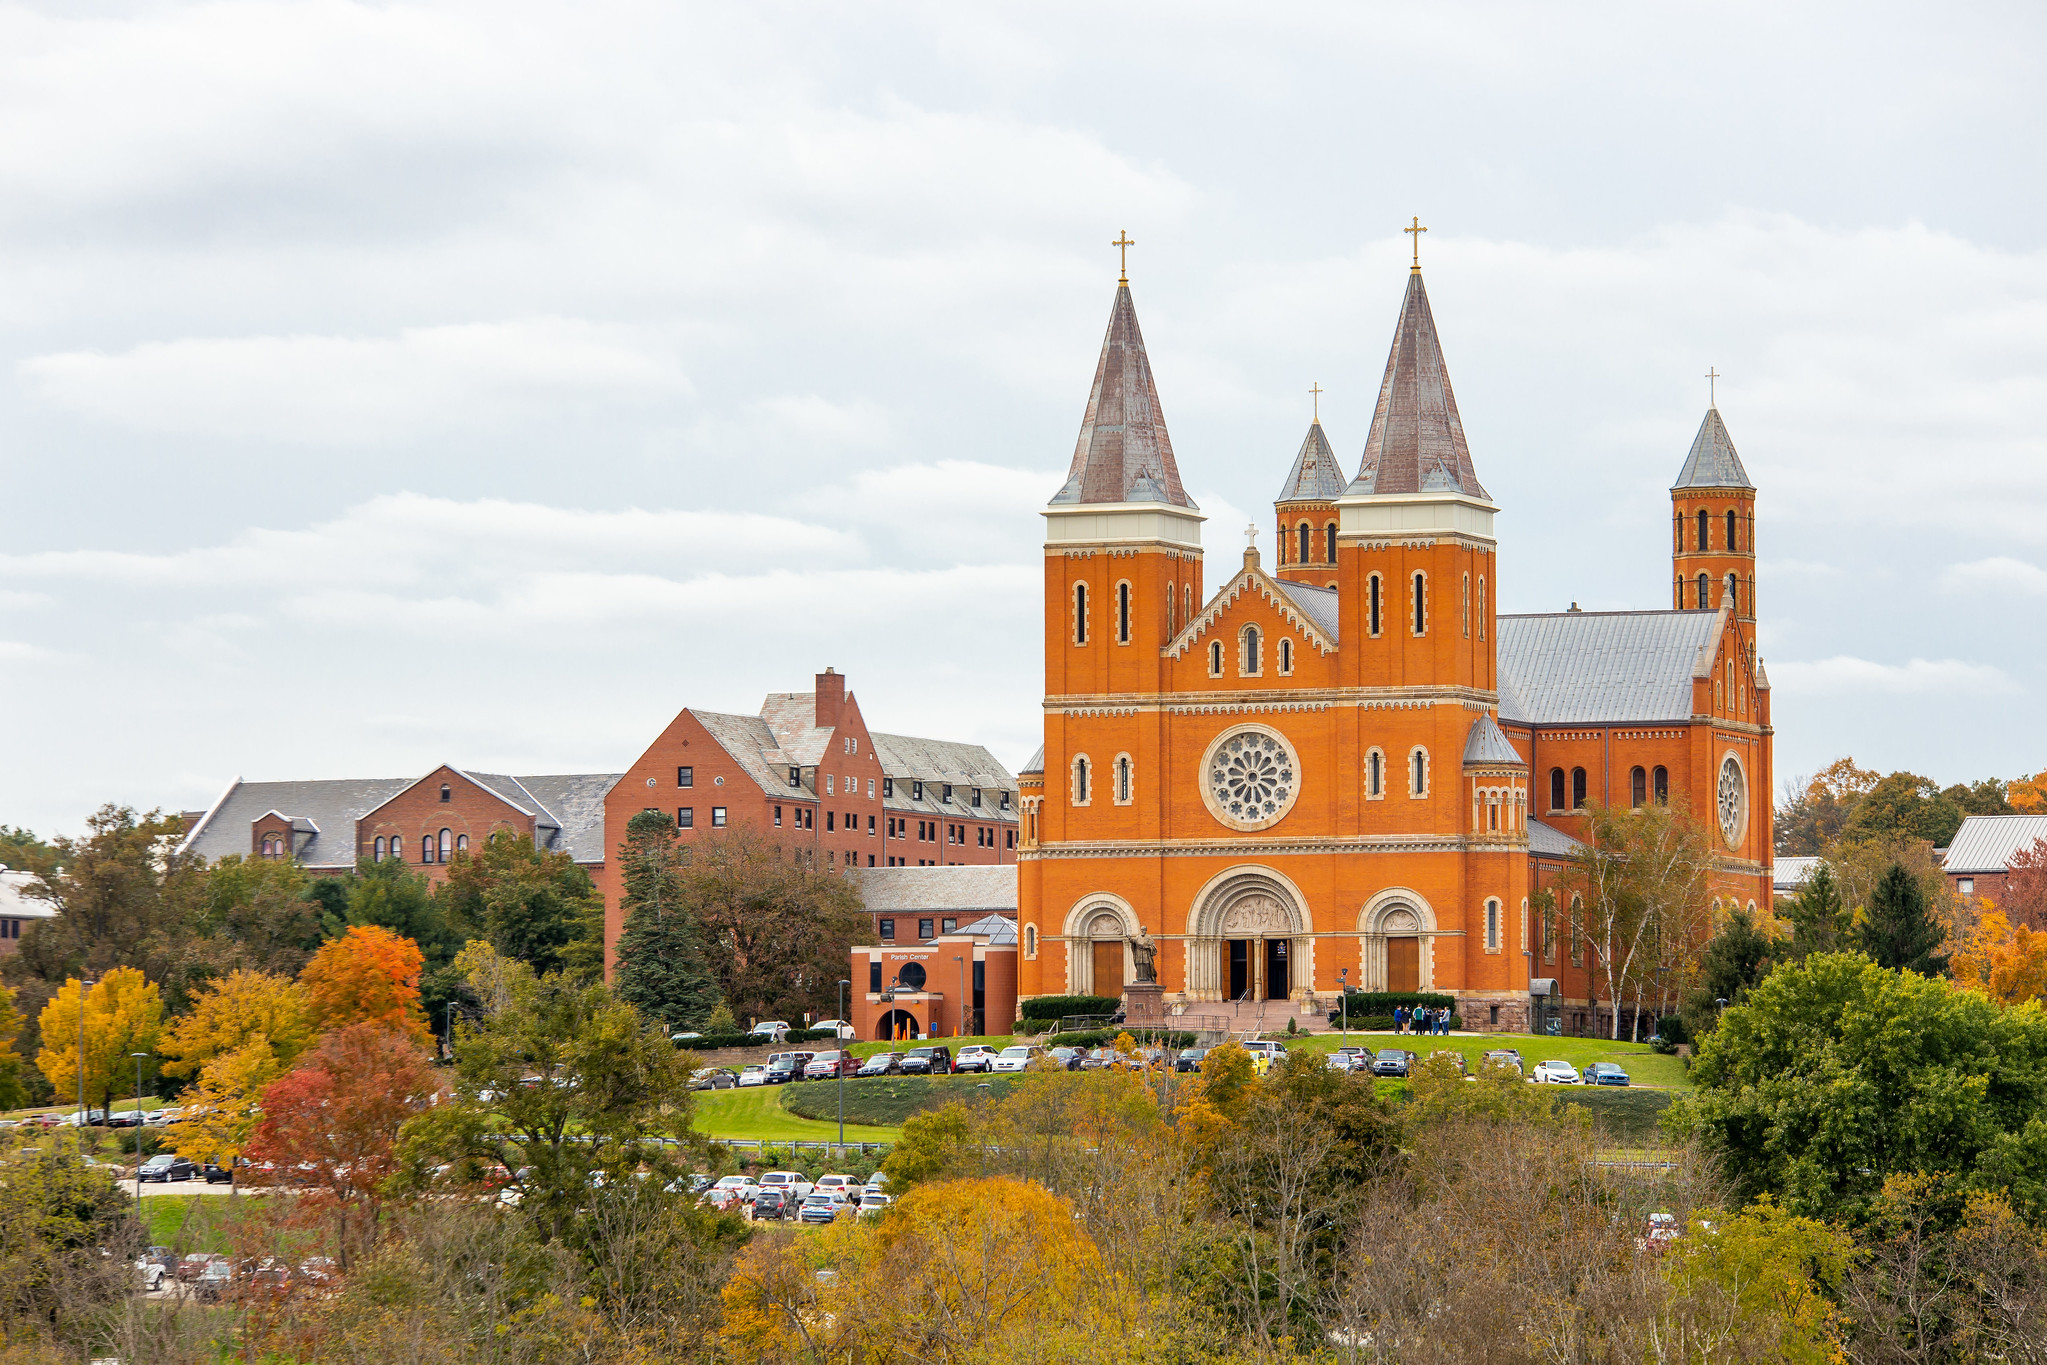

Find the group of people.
[{"left": 1393, "top": 1004, "right": 1452, "bottom": 1036}]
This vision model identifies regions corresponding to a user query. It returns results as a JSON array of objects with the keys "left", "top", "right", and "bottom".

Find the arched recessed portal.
[
  {"left": 875, "top": 1009, "right": 922, "bottom": 1042},
  {"left": 1060, "top": 896, "right": 1136, "bottom": 996},
  {"left": 1184, "top": 868, "right": 1312, "bottom": 1002},
  {"left": 1357, "top": 890, "right": 1440, "bottom": 993}
]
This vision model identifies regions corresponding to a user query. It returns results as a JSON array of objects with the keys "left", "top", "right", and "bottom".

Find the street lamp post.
[
  {"left": 75, "top": 975, "right": 94, "bottom": 1155},
  {"left": 836, "top": 979, "right": 849, "bottom": 1152},
  {"left": 1338, "top": 968, "right": 1349, "bottom": 1048},
  {"left": 131, "top": 1052, "right": 149, "bottom": 1132}
]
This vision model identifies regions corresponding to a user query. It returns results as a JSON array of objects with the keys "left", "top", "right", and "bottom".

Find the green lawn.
[
  {"left": 692, "top": 1086, "right": 901, "bottom": 1143},
  {"left": 1278, "top": 1031, "right": 1691, "bottom": 1089}
]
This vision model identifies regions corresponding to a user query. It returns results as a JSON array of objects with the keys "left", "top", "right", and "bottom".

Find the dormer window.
[
  {"left": 942, "top": 784, "right": 953, "bottom": 803},
  {"left": 440, "top": 784, "right": 451, "bottom": 802},
  {"left": 912, "top": 781, "right": 924, "bottom": 802},
  {"left": 1000, "top": 791, "right": 1011, "bottom": 810},
  {"left": 789, "top": 766, "right": 802, "bottom": 789},
  {"left": 970, "top": 789, "right": 982, "bottom": 807},
  {"left": 883, "top": 777, "right": 893, "bottom": 798}
]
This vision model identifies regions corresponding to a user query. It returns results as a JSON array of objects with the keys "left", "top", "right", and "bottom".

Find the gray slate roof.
[
  {"left": 1462, "top": 713, "right": 1525, "bottom": 765},
  {"left": 853, "top": 865, "right": 1018, "bottom": 915},
  {"left": 0, "top": 869, "right": 59, "bottom": 920},
  {"left": 1275, "top": 581, "right": 1341, "bottom": 642},
  {"left": 1671, "top": 408, "right": 1752, "bottom": 490},
  {"left": 1773, "top": 856, "right": 1823, "bottom": 892},
  {"left": 873, "top": 732, "right": 1019, "bottom": 822},
  {"left": 1496, "top": 610, "right": 1720, "bottom": 725},
  {"left": 1347, "top": 271, "right": 1489, "bottom": 500},
  {"left": 690, "top": 708, "right": 794, "bottom": 795},
  {"left": 1049, "top": 283, "right": 1196, "bottom": 509},
  {"left": 514, "top": 773, "right": 624, "bottom": 863},
  {"left": 1943, "top": 815, "right": 2047, "bottom": 874},
  {"left": 1276, "top": 421, "right": 1346, "bottom": 502},
  {"left": 1020, "top": 745, "right": 1045, "bottom": 776},
  {"left": 1528, "top": 818, "right": 1583, "bottom": 859}
]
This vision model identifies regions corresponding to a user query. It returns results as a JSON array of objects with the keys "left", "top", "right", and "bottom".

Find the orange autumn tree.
[
  {"left": 299, "top": 925, "right": 429, "bottom": 1042},
  {"left": 1951, "top": 909, "right": 2047, "bottom": 1006}
]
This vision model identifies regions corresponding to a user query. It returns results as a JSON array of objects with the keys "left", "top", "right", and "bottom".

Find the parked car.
[
  {"left": 1241, "top": 1040, "right": 1287, "bottom": 1069},
  {"left": 954, "top": 1044, "right": 999, "bottom": 1073},
  {"left": 748, "top": 1188, "right": 792, "bottom": 1222},
  {"left": 1326, "top": 1051, "right": 1362, "bottom": 1073},
  {"left": 107, "top": 1108, "right": 146, "bottom": 1129},
  {"left": 1045, "top": 1047, "right": 1086, "bottom": 1072},
  {"left": 804, "top": 1051, "right": 860, "bottom": 1080},
  {"left": 1531, "top": 1059, "right": 1582, "bottom": 1085},
  {"left": 748, "top": 1021, "right": 792, "bottom": 1040},
  {"left": 193, "top": 1257, "right": 236, "bottom": 1301},
  {"left": 899, "top": 1045, "right": 953, "bottom": 1075},
  {"left": 670, "top": 1031, "right": 703, "bottom": 1042},
  {"left": 1480, "top": 1050, "right": 1526, "bottom": 1077},
  {"left": 858, "top": 1191, "right": 893, "bottom": 1219},
  {"left": 1586, "top": 1062, "right": 1632, "bottom": 1087},
  {"left": 736, "top": 1065, "right": 769, "bottom": 1088},
  {"left": 297, "top": 1257, "right": 339, "bottom": 1289},
  {"left": 689, "top": 1067, "right": 740, "bottom": 1091},
  {"left": 1081, "top": 1047, "right": 1137, "bottom": 1071},
  {"left": 764, "top": 1051, "right": 816, "bottom": 1083},
  {"left": 178, "top": 1252, "right": 230, "bottom": 1285},
  {"left": 814, "top": 1173, "right": 861, "bottom": 1196},
  {"left": 706, "top": 1176, "right": 758, "bottom": 1210},
  {"left": 1174, "top": 1047, "right": 1211, "bottom": 1073},
  {"left": 202, "top": 1159, "right": 244, "bottom": 1184},
  {"left": 246, "top": 1257, "right": 294, "bottom": 1298},
  {"left": 143, "top": 1108, "right": 173, "bottom": 1126},
  {"left": 856, "top": 1052, "right": 902, "bottom": 1078},
  {"left": 135, "top": 1255, "right": 168, "bottom": 1292},
  {"left": 757, "top": 1170, "right": 815, "bottom": 1201},
  {"left": 138, "top": 1154, "right": 200, "bottom": 1183},
  {"left": 1370, "top": 1049, "right": 1416, "bottom": 1078},
  {"left": 811, "top": 1019, "right": 857, "bottom": 1040},
  {"left": 797, "top": 1191, "right": 849, "bottom": 1224},
  {"left": 990, "top": 1045, "right": 1042, "bottom": 1074}
]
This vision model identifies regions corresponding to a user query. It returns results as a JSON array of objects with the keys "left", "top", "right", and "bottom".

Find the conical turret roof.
[
  {"left": 1049, "top": 284, "right": 1196, "bottom": 508},
  {"left": 1348, "top": 271, "right": 1488, "bottom": 500},
  {"left": 1277, "top": 420, "right": 1345, "bottom": 502},
  {"left": 1671, "top": 407, "right": 1752, "bottom": 490}
]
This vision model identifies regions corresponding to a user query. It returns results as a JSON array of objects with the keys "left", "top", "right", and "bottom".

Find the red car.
[{"left": 802, "top": 1051, "right": 861, "bottom": 1080}]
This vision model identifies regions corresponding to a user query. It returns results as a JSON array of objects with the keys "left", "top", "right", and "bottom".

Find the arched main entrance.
[
  {"left": 875, "top": 1009, "right": 921, "bottom": 1041},
  {"left": 1185, "top": 868, "right": 1312, "bottom": 1002}
]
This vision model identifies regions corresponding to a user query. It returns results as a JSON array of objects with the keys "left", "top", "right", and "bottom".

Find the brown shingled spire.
[
  {"left": 1348, "top": 271, "right": 1489, "bottom": 500},
  {"left": 1050, "top": 284, "right": 1196, "bottom": 508}
]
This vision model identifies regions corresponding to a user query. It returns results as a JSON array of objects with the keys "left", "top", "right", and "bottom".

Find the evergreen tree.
[
  {"left": 1683, "top": 908, "right": 1777, "bottom": 1041},
  {"left": 612, "top": 810, "right": 719, "bottom": 1033},
  {"left": 1784, "top": 862, "right": 1850, "bottom": 960},
  {"left": 1859, "top": 861, "right": 1949, "bottom": 976}
]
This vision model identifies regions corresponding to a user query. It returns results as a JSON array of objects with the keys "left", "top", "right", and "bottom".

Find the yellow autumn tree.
[
  {"left": 1950, "top": 909, "right": 2047, "bottom": 1005},
  {"left": 2008, "top": 768, "right": 2047, "bottom": 815},
  {"left": 158, "top": 969, "right": 313, "bottom": 1081},
  {"left": 35, "top": 967, "right": 163, "bottom": 1115},
  {"left": 166, "top": 1035, "right": 284, "bottom": 1190},
  {"left": 0, "top": 984, "right": 26, "bottom": 1110}
]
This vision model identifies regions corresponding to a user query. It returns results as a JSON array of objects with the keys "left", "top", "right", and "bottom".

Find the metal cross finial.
[
  {"left": 1404, "top": 216, "right": 1428, "bottom": 271},
  {"left": 1112, "top": 230, "right": 1135, "bottom": 284},
  {"left": 1245, "top": 522, "right": 1259, "bottom": 550},
  {"left": 1309, "top": 381, "right": 1323, "bottom": 422},
  {"left": 1705, "top": 367, "right": 1720, "bottom": 407}
]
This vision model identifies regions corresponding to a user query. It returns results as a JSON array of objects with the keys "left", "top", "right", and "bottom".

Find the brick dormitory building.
[{"left": 177, "top": 670, "right": 1023, "bottom": 975}]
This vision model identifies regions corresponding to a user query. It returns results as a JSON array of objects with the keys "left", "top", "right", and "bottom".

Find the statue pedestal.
[{"left": 1122, "top": 984, "right": 1167, "bottom": 1028}]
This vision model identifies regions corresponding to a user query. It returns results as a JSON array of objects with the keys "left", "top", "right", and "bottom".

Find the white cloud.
[
  {"left": 1770, "top": 656, "right": 2022, "bottom": 697},
  {"left": 1940, "top": 557, "right": 2047, "bottom": 596}
]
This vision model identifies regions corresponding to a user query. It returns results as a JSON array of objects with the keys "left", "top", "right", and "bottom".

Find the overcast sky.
[{"left": 2, "top": 1, "right": 2043, "bottom": 839}]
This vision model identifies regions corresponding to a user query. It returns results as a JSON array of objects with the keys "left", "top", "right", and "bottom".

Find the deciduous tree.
[
  {"left": 299, "top": 924, "right": 429, "bottom": 1042},
  {"left": 187, "top": 853, "right": 327, "bottom": 975},
  {"left": 167, "top": 1035, "right": 284, "bottom": 1190},
  {"left": 437, "top": 833, "right": 601, "bottom": 979},
  {"left": 1844, "top": 770, "right": 1965, "bottom": 849},
  {"left": 2001, "top": 835, "right": 2047, "bottom": 931},
  {"left": 1950, "top": 908, "right": 2047, "bottom": 1005},
  {"left": 247, "top": 1022, "right": 442, "bottom": 1267},
  {"left": 1561, "top": 800, "right": 1716, "bottom": 1038},
  {"left": 1775, "top": 757, "right": 1879, "bottom": 856},
  {"left": 0, "top": 984, "right": 26, "bottom": 1111},
  {"left": 34, "top": 967, "right": 163, "bottom": 1115},
  {"left": 157, "top": 968, "right": 313, "bottom": 1080}
]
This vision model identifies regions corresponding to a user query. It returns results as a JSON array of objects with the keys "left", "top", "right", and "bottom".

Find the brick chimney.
[{"left": 815, "top": 668, "right": 845, "bottom": 730}]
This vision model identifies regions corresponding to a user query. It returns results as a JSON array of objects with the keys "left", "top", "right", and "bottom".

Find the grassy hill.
[{"left": 780, "top": 1074, "right": 1020, "bottom": 1127}]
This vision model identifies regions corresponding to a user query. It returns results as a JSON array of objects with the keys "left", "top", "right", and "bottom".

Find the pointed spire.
[
  {"left": 1050, "top": 284, "right": 1196, "bottom": 508},
  {"left": 1671, "top": 407, "right": 1752, "bottom": 490},
  {"left": 1348, "top": 271, "right": 1488, "bottom": 500},
  {"left": 1277, "top": 419, "right": 1345, "bottom": 501}
]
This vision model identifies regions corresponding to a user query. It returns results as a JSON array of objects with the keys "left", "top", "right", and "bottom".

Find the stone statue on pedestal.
[{"left": 1128, "top": 927, "right": 1158, "bottom": 984}]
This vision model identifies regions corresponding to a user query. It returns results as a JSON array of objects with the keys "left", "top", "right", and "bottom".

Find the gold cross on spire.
[
  {"left": 1705, "top": 366, "right": 1721, "bottom": 406},
  {"left": 1404, "top": 215, "right": 1428, "bottom": 271},
  {"left": 1309, "top": 382, "right": 1323, "bottom": 422},
  {"left": 1112, "top": 230, "right": 1135, "bottom": 285}
]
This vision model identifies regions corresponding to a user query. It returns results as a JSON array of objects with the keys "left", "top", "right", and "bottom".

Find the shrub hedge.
[
  {"left": 672, "top": 1028, "right": 839, "bottom": 1051},
  {"left": 1019, "top": 995, "right": 1121, "bottom": 1022}
]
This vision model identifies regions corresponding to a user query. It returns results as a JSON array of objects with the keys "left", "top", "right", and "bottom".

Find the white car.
[
  {"left": 706, "top": 1175, "right": 757, "bottom": 1210},
  {"left": 811, "top": 1019, "right": 857, "bottom": 1040},
  {"left": 134, "top": 1257, "right": 167, "bottom": 1292},
  {"left": 955, "top": 1044, "right": 999, "bottom": 1072},
  {"left": 858, "top": 1191, "right": 893, "bottom": 1218},
  {"left": 814, "top": 1173, "right": 861, "bottom": 1195},
  {"left": 757, "top": 1170, "right": 814, "bottom": 1200},
  {"left": 736, "top": 1065, "right": 769, "bottom": 1087},
  {"left": 749, "top": 1021, "right": 792, "bottom": 1040},
  {"left": 989, "top": 1045, "right": 1040, "bottom": 1073},
  {"left": 1531, "top": 1059, "right": 1581, "bottom": 1085},
  {"left": 864, "top": 1170, "right": 890, "bottom": 1197}
]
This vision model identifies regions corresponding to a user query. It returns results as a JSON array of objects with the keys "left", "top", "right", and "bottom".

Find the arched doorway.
[
  {"left": 1060, "top": 896, "right": 1137, "bottom": 997},
  {"left": 1185, "top": 869, "right": 1312, "bottom": 1002},
  {"left": 875, "top": 1009, "right": 921, "bottom": 1042},
  {"left": 1357, "top": 891, "right": 1437, "bottom": 992}
]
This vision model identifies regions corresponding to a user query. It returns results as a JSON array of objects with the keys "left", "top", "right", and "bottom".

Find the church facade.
[{"left": 1014, "top": 257, "right": 1773, "bottom": 1034}]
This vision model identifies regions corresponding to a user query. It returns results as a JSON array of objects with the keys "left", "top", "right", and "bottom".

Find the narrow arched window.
[
  {"left": 1242, "top": 626, "right": 1261, "bottom": 675},
  {"left": 1074, "top": 583, "right": 1088, "bottom": 644},
  {"left": 1324, "top": 523, "right": 1337, "bottom": 563},
  {"left": 1462, "top": 572, "right": 1471, "bottom": 638},
  {"left": 1297, "top": 523, "right": 1310, "bottom": 564},
  {"left": 456, "top": 833, "right": 469, "bottom": 853},
  {"left": 1653, "top": 766, "right": 1669, "bottom": 804},
  {"left": 1696, "top": 572, "right": 1709, "bottom": 608},
  {"left": 1116, "top": 581, "right": 1131, "bottom": 644},
  {"left": 421, "top": 835, "right": 435, "bottom": 864},
  {"left": 1209, "top": 641, "right": 1223, "bottom": 675},
  {"left": 1073, "top": 756, "right": 1090, "bottom": 805},
  {"left": 1410, "top": 748, "right": 1428, "bottom": 797},
  {"left": 1571, "top": 768, "right": 1587, "bottom": 809},
  {"left": 439, "top": 783, "right": 451, "bottom": 802},
  {"left": 1166, "top": 586, "right": 1176, "bottom": 636},
  {"left": 1477, "top": 575, "right": 1487, "bottom": 640},
  {"left": 1368, "top": 750, "right": 1383, "bottom": 798},
  {"left": 1697, "top": 509, "right": 1709, "bottom": 551},
  {"left": 373, "top": 836, "right": 385, "bottom": 860},
  {"left": 1549, "top": 767, "right": 1565, "bottom": 811},
  {"left": 1726, "top": 573, "right": 1738, "bottom": 614},
  {"left": 1278, "top": 638, "right": 1293, "bottom": 674},
  {"left": 1115, "top": 755, "right": 1132, "bottom": 803},
  {"left": 438, "top": 828, "right": 452, "bottom": 861},
  {"left": 1485, "top": 900, "right": 1500, "bottom": 951},
  {"left": 1412, "top": 572, "right": 1427, "bottom": 635},
  {"left": 1368, "top": 574, "right": 1383, "bottom": 636},
  {"left": 1726, "top": 509, "right": 1738, "bottom": 552},
  {"left": 1184, "top": 585, "right": 1192, "bottom": 623},
  {"left": 1630, "top": 766, "right": 1646, "bottom": 808}
]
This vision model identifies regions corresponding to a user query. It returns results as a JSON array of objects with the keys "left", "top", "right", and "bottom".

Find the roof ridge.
[{"left": 1049, "top": 283, "right": 1197, "bottom": 509}]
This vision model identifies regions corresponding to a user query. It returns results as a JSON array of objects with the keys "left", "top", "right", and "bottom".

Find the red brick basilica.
[{"left": 1014, "top": 241, "right": 1773, "bottom": 1034}]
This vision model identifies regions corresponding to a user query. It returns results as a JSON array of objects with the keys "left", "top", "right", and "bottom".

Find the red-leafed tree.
[
  {"left": 2001, "top": 837, "right": 2047, "bottom": 932},
  {"left": 246, "top": 1022, "right": 442, "bottom": 1267}
]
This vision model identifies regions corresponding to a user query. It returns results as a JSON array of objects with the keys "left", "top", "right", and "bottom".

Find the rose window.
[{"left": 1200, "top": 726, "right": 1301, "bottom": 831}]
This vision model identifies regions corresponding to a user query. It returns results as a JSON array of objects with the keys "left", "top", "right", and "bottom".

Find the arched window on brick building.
[
  {"left": 1630, "top": 766, "right": 1647, "bottom": 808},
  {"left": 1549, "top": 767, "right": 1565, "bottom": 811},
  {"left": 1572, "top": 767, "right": 1587, "bottom": 809}
]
